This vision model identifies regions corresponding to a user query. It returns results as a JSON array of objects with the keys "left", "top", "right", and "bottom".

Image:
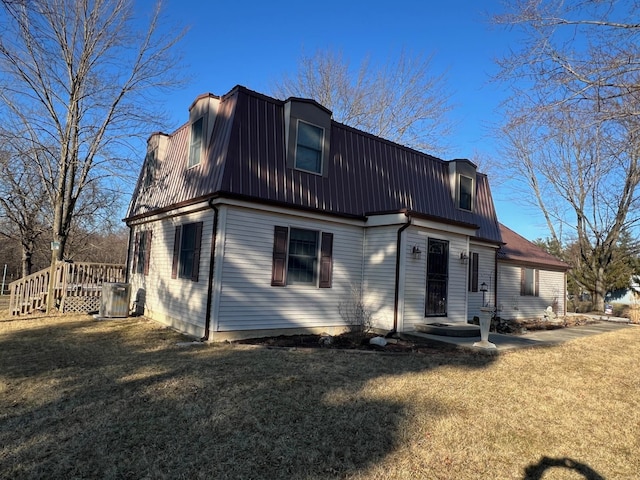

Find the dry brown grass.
[
  {"left": 623, "top": 304, "right": 640, "bottom": 324},
  {"left": 1, "top": 313, "right": 638, "bottom": 479}
]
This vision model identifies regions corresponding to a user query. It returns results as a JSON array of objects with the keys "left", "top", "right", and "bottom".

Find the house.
[
  {"left": 124, "top": 85, "right": 504, "bottom": 340},
  {"left": 496, "top": 224, "right": 569, "bottom": 319},
  {"left": 605, "top": 276, "right": 640, "bottom": 306}
]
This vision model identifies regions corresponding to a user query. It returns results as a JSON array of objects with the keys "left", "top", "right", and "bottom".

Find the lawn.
[{"left": 0, "top": 314, "right": 638, "bottom": 480}]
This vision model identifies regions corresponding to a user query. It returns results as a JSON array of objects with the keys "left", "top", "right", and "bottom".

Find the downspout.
[
  {"left": 202, "top": 199, "right": 219, "bottom": 341},
  {"left": 494, "top": 248, "right": 499, "bottom": 314},
  {"left": 391, "top": 215, "right": 412, "bottom": 335}
]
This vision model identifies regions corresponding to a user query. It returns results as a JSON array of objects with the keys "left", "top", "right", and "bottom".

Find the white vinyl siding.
[
  {"left": 362, "top": 226, "right": 398, "bottom": 332},
  {"left": 214, "top": 206, "right": 363, "bottom": 332},
  {"left": 467, "top": 244, "right": 497, "bottom": 321},
  {"left": 128, "top": 207, "right": 213, "bottom": 337},
  {"left": 403, "top": 229, "right": 469, "bottom": 329},
  {"left": 497, "top": 263, "right": 566, "bottom": 320}
]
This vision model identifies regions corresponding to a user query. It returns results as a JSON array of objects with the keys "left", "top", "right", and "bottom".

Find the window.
[
  {"left": 171, "top": 222, "right": 203, "bottom": 282},
  {"left": 287, "top": 228, "right": 318, "bottom": 284},
  {"left": 188, "top": 117, "right": 203, "bottom": 168},
  {"left": 132, "top": 231, "right": 152, "bottom": 276},
  {"left": 459, "top": 175, "right": 473, "bottom": 210},
  {"left": 271, "top": 226, "right": 333, "bottom": 288},
  {"left": 468, "top": 252, "right": 479, "bottom": 292},
  {"left": 143, "top": 149, "right": 156, "bottom": 188},
  {"left": 521, "top": 267, "right": 538, "bottom": 296},
  {"left": 295, "top": 121, "right": 324, "bottom": 174},
  {"left": 425, "top": 238, "right": 449, "bottom": 316}
]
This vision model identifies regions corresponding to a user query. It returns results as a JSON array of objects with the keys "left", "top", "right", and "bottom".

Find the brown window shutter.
[
  {"left": 535, "top": 269, "right": 539, "bottom": 297},
  {"left": 520, "top": 268, "right": 525, "bottom": 296},
  {"left": 191, "top": 222, "right": 203, "bottom": 282},
  {"left": 319, "top": 232, "right": 333, "bottom": 288},
  {"left": 271, "top": 226, "right": 288, "bottom": 286},
  {"left": 132, "top": 232, "right": 140, "bottom": 273},
  {"left": 143, "top": 231, "right": 152, "bottom": 276},
  {"left": 469, "top": 252, "right": 479, "bottom": 292},
  {"left": 171, "top": 226, "right": 181, "bottom": 279}
]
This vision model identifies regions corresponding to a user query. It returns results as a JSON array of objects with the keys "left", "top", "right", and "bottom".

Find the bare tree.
[
  {"left": 0, "top": 147, "right": 49, "bottom": 276},
  {"left": 272, "top": 48, "right": 454, "bottom": 154},
  {"left": 495, "top": 0, "right": 640, "bottom": 310},
  {"left": 0, "top": 0, "right": 184, "bottom": 269}
]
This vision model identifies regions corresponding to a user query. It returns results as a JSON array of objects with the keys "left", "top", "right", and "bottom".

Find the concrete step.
[{"left": 414, "top": 322, "right": 480, "bottom": 338}]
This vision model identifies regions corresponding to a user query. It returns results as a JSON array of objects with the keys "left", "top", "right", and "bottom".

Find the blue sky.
[{"left": 149, "top": 0, "right": 549, "bottom": 240}]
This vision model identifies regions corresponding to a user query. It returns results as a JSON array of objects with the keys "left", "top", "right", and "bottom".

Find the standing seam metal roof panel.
[{"left": 126, "top": 86, "right": 502, "bottom": 244}]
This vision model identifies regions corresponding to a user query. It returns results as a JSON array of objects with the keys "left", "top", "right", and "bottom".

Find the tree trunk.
[
  {"left": 593, "top": 268, "right": 606, "bottom": 312},
  {"left": 21, "top": 248, "right": 32, "bottom": 277}
]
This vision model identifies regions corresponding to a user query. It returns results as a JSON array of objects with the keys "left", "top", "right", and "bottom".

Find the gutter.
[
  {"left": 391, "top": 215, "right": 412, "bottom": 334},
  {"left": 202, "top": 199, "right": 219, "bottom": 341}
]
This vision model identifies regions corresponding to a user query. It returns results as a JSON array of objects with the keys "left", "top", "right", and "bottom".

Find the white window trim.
[
  {"left": 188, "top": 117, "right": 204, "bottom": 169},
  {"left": 458, "top": 174, "right": 474, "bottom": 211},
  {"left": 294, "top": 119, "right": 325, "bottom": 175}
]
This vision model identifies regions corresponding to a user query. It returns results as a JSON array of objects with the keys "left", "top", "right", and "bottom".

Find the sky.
[{"left": 146, "top": 0, "right": 549, "bottom": 241}]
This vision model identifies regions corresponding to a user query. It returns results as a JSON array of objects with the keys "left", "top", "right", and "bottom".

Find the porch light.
[
  {"left": 459, "top": 251, "right": 469, "bottom": 263},
  {"left": 411, "top": 245, "right": 422, "bottom": 259}
]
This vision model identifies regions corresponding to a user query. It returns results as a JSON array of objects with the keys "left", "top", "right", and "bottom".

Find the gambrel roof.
[{"left": 126, "top": 85, "right": 502, "bottom": 243}]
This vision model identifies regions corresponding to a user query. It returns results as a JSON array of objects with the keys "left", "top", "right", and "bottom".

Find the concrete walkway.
[{"left": 406, "top": 319, "right": 635, "bottom": 353}]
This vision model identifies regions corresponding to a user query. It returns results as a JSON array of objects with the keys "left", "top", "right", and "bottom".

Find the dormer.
[
  {"left": 448, "top": 159, "right": 477, "bottom": 211},
  {"left": 143, "top": 132, "right": 169, "bottom": 188},
  {"left": 284, "top": 97, "right": 332, "bottom": 176},
  {"left": 187, "top": 93, "right": 220, "bottom": 168}
]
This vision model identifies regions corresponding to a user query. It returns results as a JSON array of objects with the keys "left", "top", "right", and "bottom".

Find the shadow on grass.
[
  {"left": 0, "top": 316, "right": 496, "bottom": 479},
  {"left": 523, "top": 457, "right": 605, "bottom": 480}
]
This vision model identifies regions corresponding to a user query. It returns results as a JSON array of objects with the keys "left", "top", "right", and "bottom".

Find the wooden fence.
[{"left": 9, "top": 262, "right": 126, "bottom": 315}]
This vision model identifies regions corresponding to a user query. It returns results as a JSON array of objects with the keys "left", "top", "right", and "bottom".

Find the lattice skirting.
[{"left": 62, "top": 295, "right": 102, "bottom": 313}]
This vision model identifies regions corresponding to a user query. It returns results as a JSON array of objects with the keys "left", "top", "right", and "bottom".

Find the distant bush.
[{"left": 567, "top": 298, "right": 592, "bottom": 313}]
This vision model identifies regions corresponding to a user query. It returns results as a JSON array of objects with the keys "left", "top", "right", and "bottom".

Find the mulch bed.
[
  {"left": 493, "top": 314, "right": 601, "bottom": 334},
  {"left": 235, "top": 316, "right": 604, "bottom": 354},
  {"left": 235, "top": 331, "right": 461, "bottom": 354}
]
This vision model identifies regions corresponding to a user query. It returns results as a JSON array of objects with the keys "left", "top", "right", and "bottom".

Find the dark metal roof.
[
  {"left": 498, "top": 224, "right": 569, "bottom": 270},
  {"left": 126, "top": 85, "right": 502, "bottom": 243}
]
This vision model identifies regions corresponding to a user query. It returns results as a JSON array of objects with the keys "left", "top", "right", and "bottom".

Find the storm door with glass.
[{"left": 425, "top": 238, "right": 449, "bottom": 316}]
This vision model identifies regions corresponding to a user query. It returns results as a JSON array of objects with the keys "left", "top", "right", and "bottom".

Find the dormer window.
[
  {"left": 448, "top": 159, "right": 477, "bottom": 212},
  {"left": 295, "top": 120, "right": 324, "bottom": 174},
  {"left": 188, "top": 117, "right": 203, "bottom": 168},
  {"left": 143, "top": 148, "right": 156, "bottom": 188},
  {"left": 458, "top": 175, "right": 473, "bottom": 211},
  {"left": 284, "top": 98, "right": 332, "bottom": 177}
]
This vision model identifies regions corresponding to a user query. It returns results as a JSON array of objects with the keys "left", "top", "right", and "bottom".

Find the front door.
[{"left": 425, "top": 238, "right": 448, "bottom": 317}]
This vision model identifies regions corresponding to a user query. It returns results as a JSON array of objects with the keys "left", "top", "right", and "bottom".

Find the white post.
[
  {"left": 1, "top": 264, "right": 6, "bottom": 295},
  {"left": 473, "top": 307, "right": 497, "bottom": 349}
]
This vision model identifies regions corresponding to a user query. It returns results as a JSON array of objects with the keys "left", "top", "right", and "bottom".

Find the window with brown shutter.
[
  {"left": 271, "top": 226, "right": 332, "bottom": 288},
  {"left": 171, "top": 222, "right": 203, "bottom": 282},
  {"left": 521, "top": 267, "right": 538, "bottom": 296},
  {"left": 271, "top": 226, "right": 288, "bottom": 286},
  {"left": 171, "top": 226, "right": 181, "bottom": 279},
  {"left": 133, "top": 231, "right": 152, "bottom": 276},
  {"left": 319, "top": 232, "right": 333, "bottom": 288},
  {"left": 143, "top": 231, "right": 152, "bottom": 276},
  {"left": 468, "top": 252, "right": 478, "bottom": 292},
  {"left": 132, "top": 232, "right": 140, "bottom": 274}
]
